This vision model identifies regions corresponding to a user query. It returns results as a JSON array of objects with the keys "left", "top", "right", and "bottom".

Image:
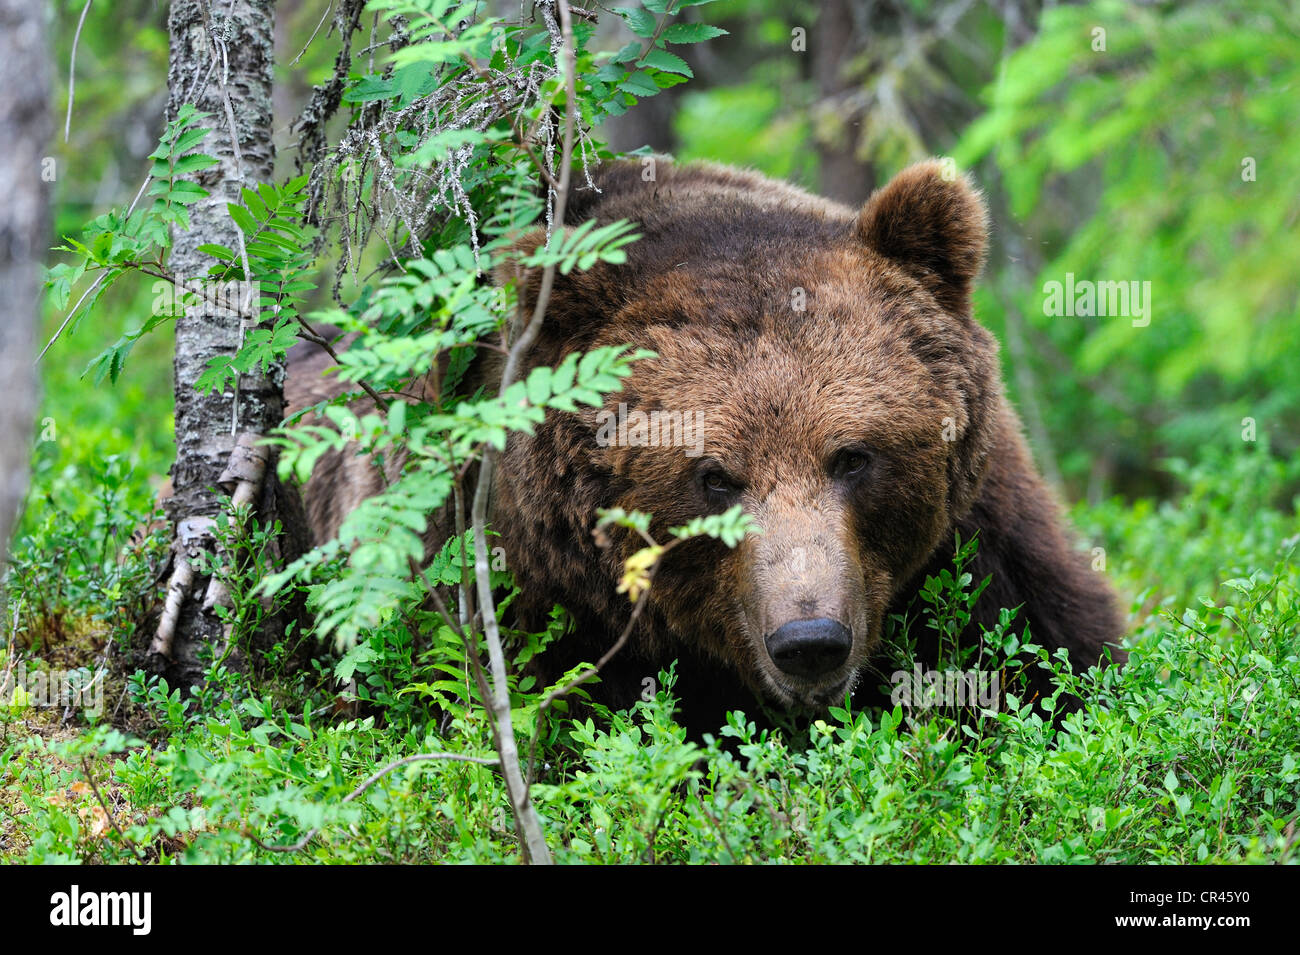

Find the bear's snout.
[
  {"left": 764, "top": 618, "right": 852, "bottom": 679},
  {"left": 735, "top": 494, "right": 875, "bottom": 703}
]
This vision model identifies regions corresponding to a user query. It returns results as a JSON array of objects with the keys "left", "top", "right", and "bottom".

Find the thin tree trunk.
[
  {"left": 814, "top": 0, "right": 872, "bottom": 205},
  {"left": 153, "top": 0, "right": 308, "bottom": 688},
  {"left": 0, "top": 0, "right": 50, "bottom": 578}
]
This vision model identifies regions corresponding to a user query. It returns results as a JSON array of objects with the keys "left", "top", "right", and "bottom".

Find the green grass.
[{"left": 2, "top": 425, "right": 1297, "bottom": 863}]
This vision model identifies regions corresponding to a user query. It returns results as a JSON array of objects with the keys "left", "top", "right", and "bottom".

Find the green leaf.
[
  {"left": 651, "top": 71, "right": 690, "bottom": 90},
  {"left": 170, "top": 126, "right": 211, "bottom": 155},
  {"left": 166, "top": 181, "right": 209, "bottom": 204},
  {"left": 197, "top": 243, "right": 237, "bottom": 262},
  {"left": 619, "top": 71, "right": 661, "bottom": 97},
  {"left": 662, "top": 22, "right": 727, "bottom": 43},
  {"left": 344, "top": 75, "right": 397, "bottom": 103},
  {"left": 641, "top": 49, "right": 692, "bottom": 76},
  {"left": 615, "top": 7, "right": 657, "bottom": 38},
  {"left": 169, "top": 153, "right": 221, "bottom": 176},
  {"left": 334, "top": 642, "right": 380, "bottom": 684},
  {"left": 228, "top": 203, "right": 258, "bottom": 236},
  {"left": 240, "top": 186, "right": 269, "bottom": 221},
  {"left": 610, "top": 41, "right": 642, "bottom": 64}
]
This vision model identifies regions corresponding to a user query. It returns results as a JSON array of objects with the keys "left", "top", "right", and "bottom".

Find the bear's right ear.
[{"left": 854, "top": 160, "right": 989, "bottom": 316}]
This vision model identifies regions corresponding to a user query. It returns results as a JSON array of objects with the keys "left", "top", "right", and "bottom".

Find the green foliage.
[
  {"left": 1077, "top": 439, "right": 1300, "bottom": 615},
  {"left": 242, "top": 0, "right": 705, "bottom": 658},
  {"left": 668, "top": 504, "right": 761, "bottom": 548},
  {"left": 5, "top": 441, "right": 1299, "bottom": 863},
  {"left": 198, "top": 501, "right": 305, "bottom": 668},
  {"left": 261, "top": 339, "right": 650, "bottom": 651},
  {"left": 193, "top": 176, "right": 318, "bottom": 394},
  {"left": 10, "top": 0, "right": 1300, "bottom": 867},
  {"left": 6, "top": 454, "right": 166, "bottom": 651},
  {"left": 593, "top": 1, "right": 730, "bottom": 119},
  {"left": 521, "top": 217, "right": 641, "bottom": 274},
  {"left": 674, "top": 81, "right": 810, "bottom": 179},
  {"left": 956, "top": 0, "right": 1300, "bottom": 485},
  {"left": 48, "top": 105, "right": 219, "bottom": 385},
  {"left": 11, "top": 506, "right": 1296, "bottom": 864}
]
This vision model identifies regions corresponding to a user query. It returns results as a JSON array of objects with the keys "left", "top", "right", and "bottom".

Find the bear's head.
[{"left": 502, "top": 159, "right": 1002, "bottom": 709}]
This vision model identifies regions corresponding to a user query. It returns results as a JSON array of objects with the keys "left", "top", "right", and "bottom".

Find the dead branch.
[
  {"left": 201, "top": 431, "right": 269, "bottom": 612},
  {"left": 150, "top": 517, "right": 217, "bottom": 660}
]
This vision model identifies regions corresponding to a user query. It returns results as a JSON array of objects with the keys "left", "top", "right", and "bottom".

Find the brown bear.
[{"left": 289, "top": 158, "right": 1125, "bottom": 733}]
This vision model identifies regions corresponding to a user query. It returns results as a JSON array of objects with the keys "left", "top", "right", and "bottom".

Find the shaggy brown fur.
[
  {"left": 288, "top": 158, "right": 1125, "bottom": 733},
  {"left": 283, "top": 335, "right": 399, "bottom": 544}
]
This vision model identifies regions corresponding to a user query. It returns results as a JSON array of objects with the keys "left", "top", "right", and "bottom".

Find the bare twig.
[
  {"left": 122, "top": 260, "right": 391, "bottom": 414},
  {"left": 1, "top": 601, "right": 20, "bottom": 697},
  {"left": 465, "top": 0, "right": 579, "bottom": 867},
  {"left": 290, "top": 1, "right": 334, "bottom": 66},
  {"left": 292, "top": 314, "right": 390, "bottom": 411},
  {"left": 65, "top": 1, "right": 93, "bottom": 142},
  {"left": 521, "top": 514, "right": 689, "bottom": 786}
]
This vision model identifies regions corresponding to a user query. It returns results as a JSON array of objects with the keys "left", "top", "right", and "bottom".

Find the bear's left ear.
[{"left": 854, "top": 160, "right": 989, "bottom": 316}]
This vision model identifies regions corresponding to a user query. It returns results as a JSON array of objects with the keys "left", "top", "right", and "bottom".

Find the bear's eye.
[
  {"left": 699, "top": 468, "right": 742, "bottom": 499},
  {"left": 832, "top": 448, "right": 873, "bottom": 480}
]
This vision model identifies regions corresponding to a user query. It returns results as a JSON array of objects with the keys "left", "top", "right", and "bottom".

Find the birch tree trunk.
[
  {"left": 154, "top": 0, "right": 308, "bottom": 688},
  {"left": 0, "top": 0, "right": 50, "bottom": 578}
]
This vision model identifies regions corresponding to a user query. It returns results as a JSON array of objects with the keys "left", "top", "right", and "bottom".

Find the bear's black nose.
[{"left": 765, "top": 618, "right": 852, "bottom": 679}]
